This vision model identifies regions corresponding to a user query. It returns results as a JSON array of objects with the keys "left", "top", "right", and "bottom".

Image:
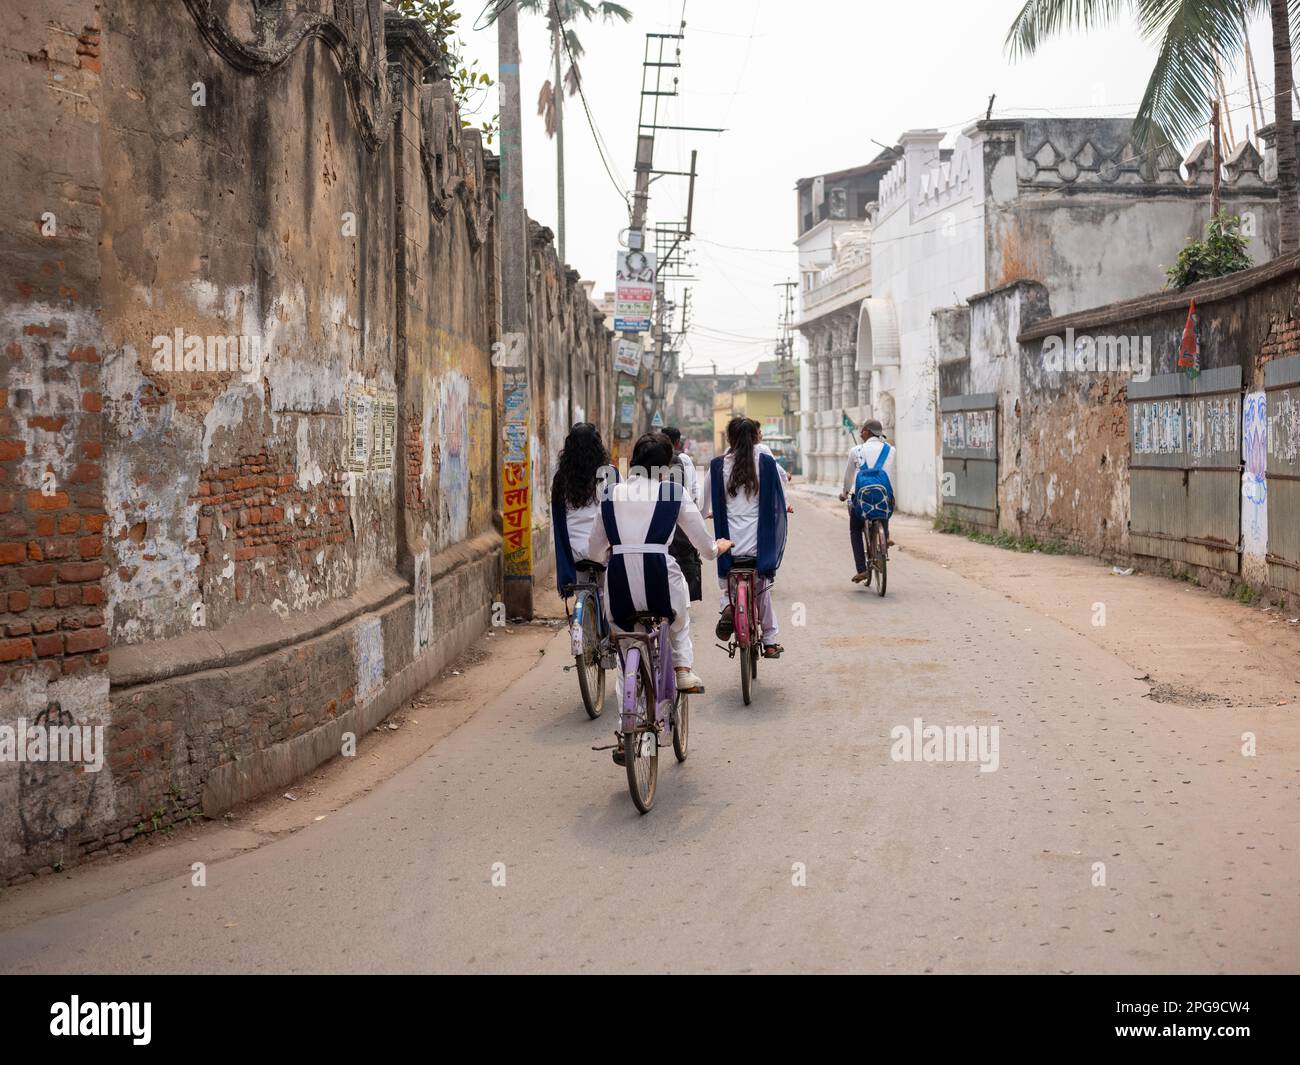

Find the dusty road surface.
[{"left": 1, "top": 488, "right": 1297, "bottom": 973}]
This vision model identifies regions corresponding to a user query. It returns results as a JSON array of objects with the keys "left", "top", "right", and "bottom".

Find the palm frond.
[
  {"left": 1130, "top": 0, "right": 1252, "bottom": 148},
  {"left": 1004, "top": 0, "right": 1132, "bottom": 59},
  {"left": 598, "top": 2, "right": 634, "bottom": 22}
]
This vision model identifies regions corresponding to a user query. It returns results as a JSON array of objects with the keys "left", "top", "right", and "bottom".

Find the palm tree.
[
  {"left": 521, "top": 1, "right": 633, "bottom": 263},
  {"left": 1005, "top": 0, "right": 1299, "bottom": 252}
]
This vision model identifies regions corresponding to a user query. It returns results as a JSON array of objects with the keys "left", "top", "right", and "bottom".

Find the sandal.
[
  {"left": 762, "top": 643, "right": 784, "bottom": 659},
  {"left": 715, "top": 605, "right": 734, "bottom": 640}
]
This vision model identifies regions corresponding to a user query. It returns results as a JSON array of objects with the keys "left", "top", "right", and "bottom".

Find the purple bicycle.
[{"left": 614, "top": 611, "right": 688, "bottom": 813}]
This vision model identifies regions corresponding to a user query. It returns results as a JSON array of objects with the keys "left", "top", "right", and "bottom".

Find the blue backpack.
[{"left": 853, "top": 443, "right": 894, "bottom": 522}]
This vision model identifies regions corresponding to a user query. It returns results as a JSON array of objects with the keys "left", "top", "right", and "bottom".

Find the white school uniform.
[
  {"left": 698, "top": 445, "right": 784, "bottom": 643},
  {"left": 584, "top": 474, "right": 719, "bottom": 668},
  {"left": 564, "top": 500, "right": 600, "bottom": 562}
]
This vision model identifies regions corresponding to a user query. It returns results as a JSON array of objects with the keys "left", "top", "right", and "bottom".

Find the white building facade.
[{"left": 797, "top": 116, "right": 1282, "bottom": 516}]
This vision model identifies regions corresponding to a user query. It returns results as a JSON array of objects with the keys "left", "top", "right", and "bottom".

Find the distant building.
[{"left": 796, "top": 117, "right": 1283, "bottom": 515}]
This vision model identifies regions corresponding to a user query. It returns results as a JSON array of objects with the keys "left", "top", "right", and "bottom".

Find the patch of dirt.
[{"left": 1140, "top": 679, "right": 1234, "bottom": 708}]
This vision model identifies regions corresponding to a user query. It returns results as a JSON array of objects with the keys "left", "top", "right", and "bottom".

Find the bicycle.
[
  {"left": 610, "top": 611, "right": 688, "bottom": 814},
  {"left": 864, "top": 519, "right": 888, "bottom": 597},
  {"left": 562, "top": 560, "right": 615, "bottom": 718},
  {"left": 723, "top": 556, "right": 763, "bottom": 706}
]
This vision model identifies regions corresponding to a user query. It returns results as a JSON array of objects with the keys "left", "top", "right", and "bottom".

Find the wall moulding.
[{"left": 182, "top": 0, "right": 406, "bottom": 152}]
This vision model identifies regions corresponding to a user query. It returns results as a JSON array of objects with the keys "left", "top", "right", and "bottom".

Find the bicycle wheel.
[
  {"left": 574, "top": 592, "right": 605, "bottom": 719},
  {"left": 671, "top": 690, "right": 689, "bottom": 762},
  {"left": 873, "top": 522, "right": 888, "bottom": 597},
  {"left": 625, "top": 661, "right": 658, "bottom": 813},
  {"left": 739, "top": 645, "right": 752, "bottom": 705}
]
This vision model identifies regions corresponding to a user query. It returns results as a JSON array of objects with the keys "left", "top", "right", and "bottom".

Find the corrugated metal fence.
[
  {"left": 1265, "top": 354, "right": 1300, "bottom": 592},
  {"left": 940, "top": 392, "right": 998, "bottom": 530},
  {"left": 1127, "top": 366, "right": 1242, "bottom": 573}
]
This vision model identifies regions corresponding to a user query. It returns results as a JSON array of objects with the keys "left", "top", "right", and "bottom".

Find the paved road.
[{"left": 1, "top": 495, "right": 1296, "bottom": 973}]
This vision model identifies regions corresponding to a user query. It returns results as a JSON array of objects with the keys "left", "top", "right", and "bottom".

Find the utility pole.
[
  {"left": 1211, "top": 96, "right": 1222, "bottom": 218},
  {"left": 551, "top": 2, "right": 566, "bottom": 263},
  {"left": 612, "top": 27, "right": 722, "bottom": 457},
  {"left": 775, "top": 279, "right": 797, "bottom": 435},
  {"left": 497, "top": 0, "right": 534, "bottom": 619}
]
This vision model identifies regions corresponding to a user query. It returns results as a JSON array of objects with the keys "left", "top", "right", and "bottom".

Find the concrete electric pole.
[{"left": 496, "top": 0, "right": 535, "bottom": 619}]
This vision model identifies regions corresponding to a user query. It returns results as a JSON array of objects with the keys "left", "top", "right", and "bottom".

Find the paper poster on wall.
[
  {"left": 613, "top": 338, "right": 642, "bottom": 376},
  {"left": 615, "top": 250, "right": 655, "bottom": 332}
]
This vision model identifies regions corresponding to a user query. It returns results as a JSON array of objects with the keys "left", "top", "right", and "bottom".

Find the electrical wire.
[{"left": 555, "top": 2, "right": 632, "bottom": 217}]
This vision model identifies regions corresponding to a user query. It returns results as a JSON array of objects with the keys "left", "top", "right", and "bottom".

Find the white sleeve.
[
  {"left": 585, "top": 506, "right": 611, "bottom": 563},
  {"left": 842, "top": 448, "right": 859, "bottom": 495},
  {"left": 699, "top": 463, "right": 713, "bottom": 520},
  {"left": 677, "top": 493, "right": 719, "bottom": 560}
]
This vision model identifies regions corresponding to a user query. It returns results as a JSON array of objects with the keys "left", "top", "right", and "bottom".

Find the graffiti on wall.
[
  {"left": 354, "top": 616, "right": 384, "bottom": 706},
  {"left": 439, "top": 372, "right": 470, "bottom": 545},
  {"left": 1242, "top": 390, "right": 1268, "bottom": 560},
  {"left": 413, "top": 547, "right": 432, "bottom": 656}
]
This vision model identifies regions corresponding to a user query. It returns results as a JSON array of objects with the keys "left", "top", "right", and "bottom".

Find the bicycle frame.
[
  {"left": 618, "top": 622, "right": 676, "bottom": 735},
  {"left": 727, "top": 568, "right": 762, "bottom": 649},
  {"left": 565, "top": 573, "right": 608, "bottom": 659}
]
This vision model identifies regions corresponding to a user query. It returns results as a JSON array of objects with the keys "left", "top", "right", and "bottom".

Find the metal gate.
[
  {"left": 940, "top": 393, "right": 997, "bottom": 530},
  {"left": 1265, "top": 354, "right": 1300, "bottom": 592},
  {"left": 1127, "top": 366, "right": 1241, "bottom": 573}
]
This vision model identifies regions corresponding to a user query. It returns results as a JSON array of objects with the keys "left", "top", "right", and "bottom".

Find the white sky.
[{"left": 459, "top": 1, "right": 1279, "bottom": 374}]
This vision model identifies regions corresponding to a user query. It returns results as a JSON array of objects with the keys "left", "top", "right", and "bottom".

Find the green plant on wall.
[
  {"left": 396, "top": 0, "right": 498, "bottom": 144},
  {"left": 1165, "top": 212, "right": 1253, "bottom": 290}
]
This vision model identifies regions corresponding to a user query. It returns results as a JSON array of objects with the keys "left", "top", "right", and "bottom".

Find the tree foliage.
[
  {"left": 396, "top": 0, "right": 498, "bottom": 144},
  {"left": 1165, "top": 211, "right": 1254, "bottom": 288}
]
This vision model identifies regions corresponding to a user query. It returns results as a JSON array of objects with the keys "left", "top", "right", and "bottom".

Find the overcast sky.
[{"left": 459, "top": 0, "right": 1279, "bottom": 374}]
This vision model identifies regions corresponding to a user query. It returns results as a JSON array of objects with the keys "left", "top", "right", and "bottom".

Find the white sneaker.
[{"left": 675, "top": 668, "right": 705, "bottom": 693}]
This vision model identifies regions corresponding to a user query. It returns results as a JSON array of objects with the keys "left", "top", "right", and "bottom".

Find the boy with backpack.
[{"left": 838, "top": 419, "right": 897, "bottom": 584}]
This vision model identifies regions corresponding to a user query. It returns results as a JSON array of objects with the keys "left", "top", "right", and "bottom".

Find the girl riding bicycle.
[
  {"left": 584, "top": 432, "right": 732, "bottom": 697},
  {"left": 551, "top": 422, "right": 616, "bottom": 591},
  {"left": 700, "top": 416, "right": 790, "bottom": 658}
]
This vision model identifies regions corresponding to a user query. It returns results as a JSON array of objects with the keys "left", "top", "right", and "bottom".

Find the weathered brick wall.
[
  {"left": 0, "top": 1, "right": 114, "bottom": 879},
  {"left": 1, "top": 2, "right": 611, "bottom": 883}
]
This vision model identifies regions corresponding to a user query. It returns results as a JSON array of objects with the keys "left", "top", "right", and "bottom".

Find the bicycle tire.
[
  {"left": 740, "top": 645, "right": 752, "bottom": 705},
  {"left": 625, "top": 659, "right": 658, "bottom": 813},
  {"left": 575, "top": 591, "right": 605, "bottom": 718},
  {"left": 672, "top": 691, "right": 689, "bottom": 761},
  {"left": 874, "top": 522, "right": 888, "bottom": 597}
]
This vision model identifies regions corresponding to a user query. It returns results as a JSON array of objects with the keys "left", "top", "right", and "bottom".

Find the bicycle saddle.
[{"left": 730, "top": 554, "right": 757, "bottom": 569}]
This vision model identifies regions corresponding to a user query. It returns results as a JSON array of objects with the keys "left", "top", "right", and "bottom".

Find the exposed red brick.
[
  {"left": 0, "top": 440, "right": 25, "bottom": 460},
  {"left": 65, "top": 627, "right": 108, "bottom": 654},
  {"left": 0, "top": 637, "right": 33, "bottom": 662},
  {"left": 33, "top": 633, "right": 63, "bottom": 657},
  {"left": 57, "top": 561, "right": 103, "bottom": 582}
]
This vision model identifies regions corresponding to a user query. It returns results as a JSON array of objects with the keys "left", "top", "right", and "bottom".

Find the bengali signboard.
[
  {"left": 614, "top": 250, "right": 655, "bottom": 332},
  {"left": 613, "top": 338, "right": 642, "bottom": 377},
  {"left": 502, "top": 368, "right": 531, "bottom": 578}
]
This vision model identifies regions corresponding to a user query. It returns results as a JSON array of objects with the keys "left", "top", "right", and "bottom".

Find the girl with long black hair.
[
  {"left": 700, "top": 416, "right": 790, "bottom": 657},
  {"left": 551, "top": 422, "right": 614, "bottom": 590}
]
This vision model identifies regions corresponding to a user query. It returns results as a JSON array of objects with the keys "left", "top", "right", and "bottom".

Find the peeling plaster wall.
[
  {"left": 965, "top": 261, "right": 1300, "bottom": 571},
  {"left": 0, "top": 2, "right": 611, "bottom": 884}
]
